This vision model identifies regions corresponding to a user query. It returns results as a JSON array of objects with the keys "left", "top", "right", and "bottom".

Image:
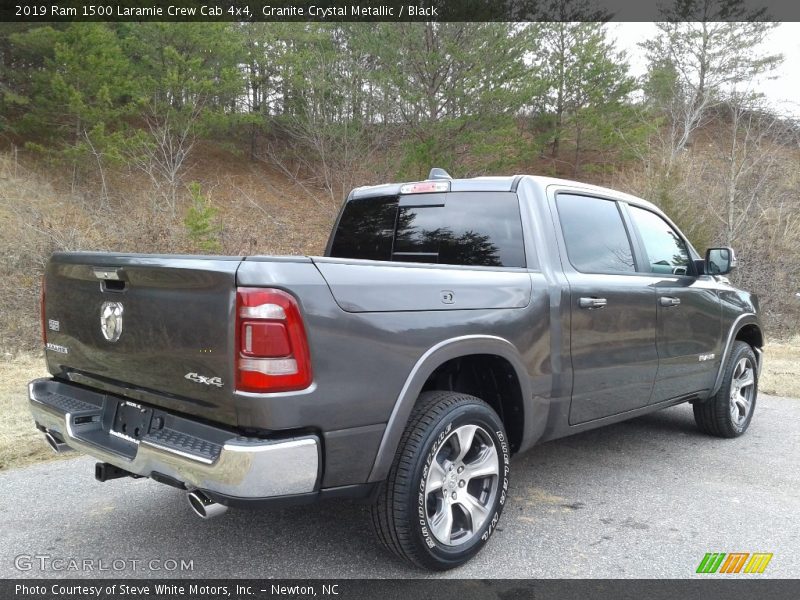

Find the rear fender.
[{"left": 366, "top": 335, "right": 538, "bottom": 483}]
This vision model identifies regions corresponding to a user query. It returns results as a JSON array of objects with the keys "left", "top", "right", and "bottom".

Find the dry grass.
[
  {"left": 0, "top": 353, "right": 72, "bottom": 470},
  {"left": 761, "top": 342, "right": 800, "bottom": 399},
  {"left": 0, "top": 147, "right": 334, "bottom": 355}
]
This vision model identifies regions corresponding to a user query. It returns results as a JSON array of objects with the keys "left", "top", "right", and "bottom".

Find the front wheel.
[
  {"left": 694, "top": 341, "right": 758, "bottom": 438},
  {"left": 370, "top": 391, "right": 510, "bottom": 570}
]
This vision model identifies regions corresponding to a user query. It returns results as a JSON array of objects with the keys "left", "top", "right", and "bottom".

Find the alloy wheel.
[
  {"left": 423, "top": 424, "right": 500, "bottom": 546},
  {"left": 729, "top": 357, "right": 756, "bottom": 427}
]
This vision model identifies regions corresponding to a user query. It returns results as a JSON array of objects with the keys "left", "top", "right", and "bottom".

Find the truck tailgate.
[{"left": 43, "top": 253, "right": 242, "bottom": 425}]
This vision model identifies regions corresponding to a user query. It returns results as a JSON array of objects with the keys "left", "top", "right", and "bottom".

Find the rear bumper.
[{"left": 28, "top": 378, "right": 320, "bottom": 499}]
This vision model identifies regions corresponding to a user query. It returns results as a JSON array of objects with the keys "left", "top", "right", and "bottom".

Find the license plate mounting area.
[{"left": 111, "top": 401, "right": 153, "bottom": 442}]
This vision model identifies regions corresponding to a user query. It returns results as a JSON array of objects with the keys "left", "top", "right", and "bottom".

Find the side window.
[
  {"left": 628, "top": 205, "right": 691, "bottom": 275},
  {"left": 556, "top": 194, "right": 635, "bottom": 273}
]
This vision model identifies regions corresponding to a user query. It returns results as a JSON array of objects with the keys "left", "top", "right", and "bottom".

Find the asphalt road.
[{"left": 2, "top": 394, "right": 799, "bottom": 579}]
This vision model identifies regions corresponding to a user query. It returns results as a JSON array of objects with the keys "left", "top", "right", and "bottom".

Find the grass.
[
  {"left": 760, "top": 342, "right": 800, "bottom": 399},
  {"left": 0, "top": 353, "right": 70, "bottom": 471},
  {"left": 0, "top": 344, "right": 798, "bottom": 472}
]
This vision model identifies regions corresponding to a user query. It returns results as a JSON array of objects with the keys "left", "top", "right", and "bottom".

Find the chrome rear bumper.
[{"left": 28, "top": 378, "right": 319, "bottom": 499}]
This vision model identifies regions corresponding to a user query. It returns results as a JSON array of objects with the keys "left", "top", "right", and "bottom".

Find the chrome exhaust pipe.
[
  {"left": 187, "top": 491, "right": 228, "bottom": 519},
  {"left": 44, "top": 431, "right": 72, "bottom": 454}
]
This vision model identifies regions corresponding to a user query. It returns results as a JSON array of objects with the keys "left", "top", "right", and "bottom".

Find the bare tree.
[
  {"left": 711, "top": 100, "right": 789, "bottom": 245},
  {"left": 642, "top": 18, "right": 781, "bottom": 171},
  {"left": 129, "top": 101, "right": 203, "bottom": 215},
  {"left": 82, "top": 131, "right": 110, "bottom": 209}
]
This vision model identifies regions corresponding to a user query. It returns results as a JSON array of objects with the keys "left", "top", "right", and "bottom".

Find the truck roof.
[{"left": 349, "top": 174, "right": 661, "bottom": 213}]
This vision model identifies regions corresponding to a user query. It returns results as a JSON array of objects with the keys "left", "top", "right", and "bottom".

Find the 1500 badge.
[{"left": 184, "top": 372, "right": 223, "bottom": 388}]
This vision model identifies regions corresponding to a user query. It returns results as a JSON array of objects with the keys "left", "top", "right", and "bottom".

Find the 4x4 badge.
[
  {"left": 100, "top": 301, "right": 124, "bottom": 342},
  {"left": 185, "top": 372, "right": 223, "bottom": 387}
]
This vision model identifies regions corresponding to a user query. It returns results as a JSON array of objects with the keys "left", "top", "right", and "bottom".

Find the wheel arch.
[
  {"left": 710, "top": 314, "right": 764, "bottom": 396},
  {"left": 735, "top": 323, "right": 764, "bottom": 349},
  {"left": 367, "top": 335, "right": 533, "bottom": 483}
]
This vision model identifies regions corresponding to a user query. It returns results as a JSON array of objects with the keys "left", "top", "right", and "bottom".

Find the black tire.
[
  {"left": 694, "top": 341, "right": 758, "bottom": 438},
  {"left": 370, "top": 391, "right": 510, "bottom": 570}
]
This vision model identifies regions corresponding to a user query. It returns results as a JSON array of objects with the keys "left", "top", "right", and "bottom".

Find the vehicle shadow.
[{"left": 10, "top": 403, "right": 710, "bottom": 579}]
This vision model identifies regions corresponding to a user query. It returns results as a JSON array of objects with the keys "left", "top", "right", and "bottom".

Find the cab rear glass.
[{"left": 329, "top": 192, "right": 526, "bottom": 268}]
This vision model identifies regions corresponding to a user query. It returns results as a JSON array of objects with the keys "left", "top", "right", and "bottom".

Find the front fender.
[{"left": 710, "top": 313, "right": 763, "bottom": 396}]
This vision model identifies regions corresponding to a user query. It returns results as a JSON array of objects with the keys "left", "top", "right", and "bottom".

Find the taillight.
[
  {"left": 40, "top": 275, "right": 46, "bottom": 346},
  {"left": 235, "top": 287, "right": 312, "bottom": 393}
]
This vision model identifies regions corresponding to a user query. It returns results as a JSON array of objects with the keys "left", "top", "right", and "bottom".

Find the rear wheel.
[
  {"left": 370, "top": 391, "right": 510, "bottom": 570},
  {"left": 694, "top": 341, "right": 758, "bottom": 438}
]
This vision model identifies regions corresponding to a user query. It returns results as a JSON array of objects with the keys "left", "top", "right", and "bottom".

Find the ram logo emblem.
[{"left": 100, "top": 301, "right": 124, "bottom": 342}]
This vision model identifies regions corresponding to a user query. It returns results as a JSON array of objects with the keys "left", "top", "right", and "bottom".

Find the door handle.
[
  {"left": 579, "top": 297, "right": 607, "bottom": 309},
  {"left": 660, "top": 296, "right": 681, "bottom": 307}
]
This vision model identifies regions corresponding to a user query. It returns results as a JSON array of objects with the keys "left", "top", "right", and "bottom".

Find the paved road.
[{"left": 2, "top": 395, "right": 798, "bottom": 579}]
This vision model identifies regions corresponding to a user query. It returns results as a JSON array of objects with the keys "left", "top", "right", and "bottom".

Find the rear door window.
[{"left": 556, "top": 194, "right": 636, "bottom": 274}]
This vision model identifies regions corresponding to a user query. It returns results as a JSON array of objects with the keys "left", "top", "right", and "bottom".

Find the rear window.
[
  {"left": 327, "top": 195, "right": 397, "bottom": 262},
  {"left": 329, "top": 192, "right": 526, "bottom": 268}
]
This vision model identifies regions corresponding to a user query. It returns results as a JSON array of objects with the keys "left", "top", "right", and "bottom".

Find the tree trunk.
[{"left": 551, "top": 27, "right": 566, "bottom": 158}]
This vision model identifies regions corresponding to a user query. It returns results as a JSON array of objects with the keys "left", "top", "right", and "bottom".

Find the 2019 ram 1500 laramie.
[{"left": 29, "top": 170, "right": 763, "bottom": 570}]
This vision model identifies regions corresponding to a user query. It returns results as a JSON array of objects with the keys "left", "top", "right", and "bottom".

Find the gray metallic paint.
[
  {"left": 366, "top": 334, "right": 541, "bottom": 483},
  {"left": 38, "top": 175, "right": 763, "bottom": 496},
  {"left": 44, "top": 253, "right": 242, "bottom": 425},
  {"left": 312, "top": 259, "right": 532, "bottom": 313}
]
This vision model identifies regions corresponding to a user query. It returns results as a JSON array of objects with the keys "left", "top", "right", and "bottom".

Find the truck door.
[
  {"left": 551, "top": 192, "right": 659, "bottom": 424},
  {"left": 624, "top": 204, "right": 722, "bottom": 400}
]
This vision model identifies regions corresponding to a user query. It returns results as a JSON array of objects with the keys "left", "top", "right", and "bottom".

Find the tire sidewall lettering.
[
  {"left": 482, "top": 429, "right": 511, "bottom": 542},
  {"left": 416, "top": 410, "right": 510, "bottom": 554}
]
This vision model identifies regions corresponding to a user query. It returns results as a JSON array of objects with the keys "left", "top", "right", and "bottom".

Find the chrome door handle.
[
  {"left": 660, "top": 296, "right": 681, "bottom": 307},
  {"left": 579, "top": 297, "right": 607, "bottom": 309}
]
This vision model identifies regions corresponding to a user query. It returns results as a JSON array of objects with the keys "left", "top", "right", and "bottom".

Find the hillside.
[
  {"left": 0, "top": 144, "right": 335, "bottom": 353},
  {"left": 3, "top": 21, "right": 798, "bottom": 352},
  {"left": 3, "top": 124, "right": 800, "bottom": 356}
]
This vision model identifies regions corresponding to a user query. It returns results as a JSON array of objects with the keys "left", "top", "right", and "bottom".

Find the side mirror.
[{"left": 705, "top": 247, "right": 737, "bottom": 275}]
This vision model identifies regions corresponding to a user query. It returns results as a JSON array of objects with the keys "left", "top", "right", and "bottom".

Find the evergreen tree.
[{"left": 535, "top": 22, "right": 639, "bottom": 176}]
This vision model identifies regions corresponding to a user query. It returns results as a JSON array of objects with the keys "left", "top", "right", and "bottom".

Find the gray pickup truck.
[{"left": 29, "top": 169, "right": 763, "bottom": 570}]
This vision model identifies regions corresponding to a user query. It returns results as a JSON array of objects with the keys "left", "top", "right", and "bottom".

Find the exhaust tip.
[
  {"left": 44, "top": 431, "right": 71, "bottom": 454},
  {"left": 187, "top": 491, "right": 228, "bottom": 519}
]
